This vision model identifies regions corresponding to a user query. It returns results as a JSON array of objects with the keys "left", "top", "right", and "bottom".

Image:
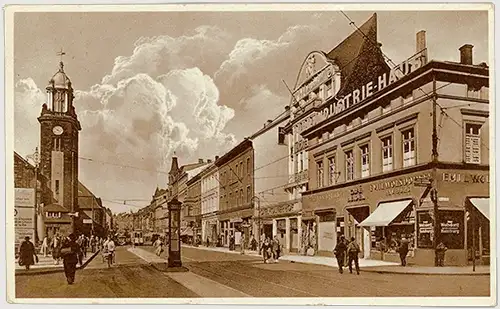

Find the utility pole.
[
  {"left": 30, "top": 147, "right": 41, "bottom": 245},
  {"left": 431, "top": 75, "right": 440, "bottom": 267}
]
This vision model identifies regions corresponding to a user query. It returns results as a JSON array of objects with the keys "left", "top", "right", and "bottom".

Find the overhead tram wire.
[{"left": 339, "top": 11, "right": 490, "bottom": 150}]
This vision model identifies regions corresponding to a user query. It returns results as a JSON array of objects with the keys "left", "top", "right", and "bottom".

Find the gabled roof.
[
  {"left": 44, "top": 203, "right": 69, "bottom": 212},
  {"left": 326, "top": 13, "right": 390, "bottom": 97}
]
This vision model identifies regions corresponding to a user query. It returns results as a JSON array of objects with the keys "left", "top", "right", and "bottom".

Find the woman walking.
[
  {"left": 40, "top": 236, "right": 49, "bottom": 257},
  {"left": 262, "top": 237, "right": 272, "bottom": 263},
  {"left": 61, "top": 233, "right": 80, "bottom": 285},
  {"left": 19, "top": 236, "right": 38, "bottom": 270},
  {"left": 51, "top": 235, "right": 62, "bottom": 265}
]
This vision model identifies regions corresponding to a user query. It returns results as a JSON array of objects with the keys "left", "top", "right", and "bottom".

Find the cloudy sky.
[{"left": 12, "top": 9, "right": 489, "bottom": 213}]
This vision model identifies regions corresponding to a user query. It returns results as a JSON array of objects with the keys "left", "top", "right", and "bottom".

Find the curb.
[
  {"left": 361, "top": 268, "right": 491, "bottom": 276},
  {"left": 15, "top": 250, "right": 100, "bottom": 277}
]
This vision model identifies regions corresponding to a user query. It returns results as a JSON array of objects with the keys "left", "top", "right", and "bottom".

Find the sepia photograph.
[{"left": 4, "top": 3, "right": 495, "bottom": 306}]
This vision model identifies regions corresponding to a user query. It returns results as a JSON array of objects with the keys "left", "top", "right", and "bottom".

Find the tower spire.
[{"left": 56, "top": 48, "right": 66, "bottom": 72}]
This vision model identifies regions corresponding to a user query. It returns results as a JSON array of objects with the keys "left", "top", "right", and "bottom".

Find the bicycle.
[{"left": 106, "top": 251, "right": 115, "bottom": 268}]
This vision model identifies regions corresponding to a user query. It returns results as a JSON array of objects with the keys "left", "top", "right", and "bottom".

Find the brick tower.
[{"left": 38, "top": 58, "right": 81, "bottom": 234}]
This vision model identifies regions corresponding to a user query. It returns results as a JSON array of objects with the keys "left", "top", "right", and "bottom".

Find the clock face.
[{"left": 52, "top": 126, "right": 64, "bottom": 135}]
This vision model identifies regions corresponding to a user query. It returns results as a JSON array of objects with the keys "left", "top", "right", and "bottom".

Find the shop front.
[
  {"left": 259, "top": 201, "right": 301, "bottom": 254},
  {"left": 201, "top": 212, "right": 218, "bottom": 246},
  {"left": 218, "top": 207, "right": 253, "bottom": 248},
  {"left": 303, "top": 166, "right": 490, "bottom": 265}
]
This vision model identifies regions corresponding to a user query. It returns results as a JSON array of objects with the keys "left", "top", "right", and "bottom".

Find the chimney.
[
  {"left": 285, "top": 106, "right": 290, "bottom": 111},
  {"left": 207, "top": 159, "right": 212, "bottom": 163},
  {"left": 215, "top": 155, "right": 220, "bottom": 161},
  {"left": 198, "top": 159, "right": 204, "bottom": 163},
  {"left": 459, "top": 44, "right": 474, "bottom": 65},
  {"left": 416, "top": 30, "right": 426, "bottom": 53}
]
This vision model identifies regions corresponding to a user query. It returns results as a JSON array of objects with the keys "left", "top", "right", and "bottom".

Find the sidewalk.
[
  {"left": 182, "top": 244, "right": 490, "bottom": 275},
  {"left": 182, "top": 244, "right": 397, "bottom": 267},
  {"left": 15, "top": 250, "right": 100, "bottom": 276}
]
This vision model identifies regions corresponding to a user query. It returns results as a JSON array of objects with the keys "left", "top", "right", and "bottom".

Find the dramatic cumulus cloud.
[{"left": 14, "top": 78, "right": 44, "bottom": 158}]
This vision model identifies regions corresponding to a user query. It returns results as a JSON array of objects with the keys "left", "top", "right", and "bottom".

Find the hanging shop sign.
[{"left": 296, "top": 49, "right": 427, "bottom": 134}]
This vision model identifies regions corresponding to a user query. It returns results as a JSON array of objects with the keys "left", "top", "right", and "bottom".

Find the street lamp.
[{"left": 168, "top": 198, "right": 182, "bottom": 268}]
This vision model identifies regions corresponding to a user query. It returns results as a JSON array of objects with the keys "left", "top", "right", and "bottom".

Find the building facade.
[
  {"left": 300, "top": 28, "right": 489, "bottom": 265},
  {"left": 185, "top": 174, "right": 202, "bottom": 244},
  {"left": 78, "top": 181, "right": 106, "bottom": 237},
  {"left": 215, "top": 139, "right": 254, "bottom": 247},
  {"left": 283, "top": 14, "right": 389, "bottom": 255},
  {"left": 249, "top": 112, "right": 294, "bottom": 251},
  {"left": 200, "top": 162, "right": 219, "bottom": 245}
]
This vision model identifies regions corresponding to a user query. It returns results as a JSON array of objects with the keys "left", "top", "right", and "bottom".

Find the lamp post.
[{"left": 168, "top": 198, "right": 182, "bottom": 268}]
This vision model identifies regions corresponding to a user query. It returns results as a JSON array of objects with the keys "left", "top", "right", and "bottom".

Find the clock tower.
[{"left": 38, "top": 58, "right": 81, "bottom": 234}]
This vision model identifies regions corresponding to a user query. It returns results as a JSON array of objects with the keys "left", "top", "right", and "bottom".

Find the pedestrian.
[
  {"left": 51, "top": 234, "right": 62, "bottom": 265},
  {"left": 40, "top": 236, "right": 49, "bottom": 257},
  {"left": 262, "top": 237, "right": 272, "bottom": 263},
  {"left": 334, "top": 235, "right": 348, "bottom": 274},
  {"left": 436, "top": 242, "right": 447, "bottom": 267},
  {"left": 206, "top": 237, "right": 210, "bottom": 247},
  {"left": 18, "top": 236, "right": 38, "bottom": 270},
  {"left": 60, "top": 233, "right": 80, "bottom": 285},
  {"left": 347, "top": 237, "right": 360, "bottom": 275},
  {"left": 153, "top": 237, "right": 163, "bottom": 256},
  {"left": 103, "top": 236, "right": 116, "bottom": 266},
  {"left": 272, "top": 236, "right": 281, "bottom": 262},
  {"left": 240, "top": 233, "right": 246, "bottom": 255},
  {"left": 398, "top": 237, "right": 410, "bottom": 267},
  {"left": 76, "top": 235, "right": 84, "bottom": 265},
  {"left": 90, "top": 235, "right": 96, "bottom": 253}
]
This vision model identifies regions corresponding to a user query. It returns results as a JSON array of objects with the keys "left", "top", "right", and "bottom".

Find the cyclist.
[{"left": 103, "top": 235, "right": 116, "bottom": 267}]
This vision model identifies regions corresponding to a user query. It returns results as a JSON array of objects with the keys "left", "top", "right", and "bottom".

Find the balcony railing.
[{"left": 288, "top": 170, "right": 309, "bottom": 184}]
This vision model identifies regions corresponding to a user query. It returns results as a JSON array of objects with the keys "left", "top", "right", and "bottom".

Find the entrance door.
[
  {"left": 318, "top": 212, "right": 335, "bottom": 252},
  {"left": 263, "top": 224, "right": 272, "bottom": 239}
]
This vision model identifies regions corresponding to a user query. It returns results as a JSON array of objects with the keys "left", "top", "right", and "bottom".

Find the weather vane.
[{"left": 56, "top": 48, "right": 66, "bottom": 71}]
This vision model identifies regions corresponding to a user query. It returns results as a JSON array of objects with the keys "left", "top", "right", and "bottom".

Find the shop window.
[
  {"left": 319, "top": 213, "right": 335, "bottom": 222},
  {"left": 328, "top": 156, "right": 336, "bottom": 185},
  {"left": 382, "top": 136, "right": 393, "bottom": 172},
  {"left": 416, "top": 210, "right": 434, "bottom": 248},
  {"left": 464, "top": 123, "right": 481, "bottom": 164},
  {"left": 361, "top": 144, "right": 370, "bottom": 178},
  {"left": 402, "top": 128, "right": 416, "bottom": 167},
  {"left": 439, "top": 210, "right": 464, "bottom": 250},
  {"left": 316, "top": 160, "right": 324, "bottom": 188},
  {"left": 345, "top": 150, "right": 354, "bottom": 181},
  {"left": 336, "top": 217, "right": 345, "bottom": 237}
]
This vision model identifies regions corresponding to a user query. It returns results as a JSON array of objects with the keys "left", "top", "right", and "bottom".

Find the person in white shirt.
[{"left": 103, "top": 236, "right": 116, "bottom": 264}]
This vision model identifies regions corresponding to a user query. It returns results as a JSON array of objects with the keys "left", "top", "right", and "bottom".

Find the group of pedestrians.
[
  {"left": 334, "top": 235, "right": 361, "bottom": 275},
  {"left": 261, "top": 236, "right": 281, "bottom": 264}
]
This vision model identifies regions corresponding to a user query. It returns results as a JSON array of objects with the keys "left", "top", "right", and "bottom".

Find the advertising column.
[{"left": 15, "top": 188, "right": 36, "bottom": 249}]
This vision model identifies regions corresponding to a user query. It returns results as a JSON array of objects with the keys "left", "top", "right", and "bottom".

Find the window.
[
  {"left": 53, "top": 138, "right": 62, "bottom": 151},
  {"left": 299, "top": 152, "right": 304, "bottom": 172},
  {"left": 55, "top": 180, "right": 60, "bottom": 198},
  {"left": 316, "top": 161, "right": 324, "bottom": 188},
  {"left": 382, "top": 136, "right": 393, "bottom": 172},
  {"left": 328, "top": 156, "right": 336, "bottom": 185},
  {"left": 402, "top": 128, "right": 416, "bottom": 167},
  {"left": 240, "top": 189, "right": 243, "bottom": 205},
  {"left": 345, "top": 150, "right": 354, "bottom": 181},
  {"left": 361, "top": 144, "right": 370, "bottom": 178},
  {"left": 235, "top": 190, "right": 239, "bottom": 206},
  {"left": 46, "top": 212, "right": 61, "bottom": 219},
  {"left": 464, "top": 123, "right": 481, "bottom": 164},
  {"left": 247, "top": 158, "right": 250, "bottom": 175},
  {"left": 240, "top": 161, "right": 243, "bottom": 177},
  {"left": 247, "top": 186, "right": 251, "bottom": 203}
]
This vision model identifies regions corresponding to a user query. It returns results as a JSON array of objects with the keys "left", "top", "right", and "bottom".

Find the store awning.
[
  {"left": 469, "top": 198, "right": 490, "bottom": 220},
  {"left": 360, "top": 199, "right": 412, "bottom": 227}
]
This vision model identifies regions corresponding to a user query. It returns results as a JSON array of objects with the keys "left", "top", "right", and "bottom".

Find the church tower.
[{"left": 38, "top": 56, "right": 81, "bottom": 234}]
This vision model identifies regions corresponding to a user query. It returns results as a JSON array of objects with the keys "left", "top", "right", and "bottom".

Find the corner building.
[{"left": 299, "top": 24, "right": 489, "bottom": 265}]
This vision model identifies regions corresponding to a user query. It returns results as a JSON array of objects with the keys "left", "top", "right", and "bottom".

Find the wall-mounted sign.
[
  {"left": 15, "top": 188, "right": 35, "bottom": 207},
  {"left": 296, "top": 49, "right": 428, "bottom": 134},
  {"left": 441, "top": 172, "right": 489, "bottom": 184},
  {"left": 347, "top": 186, "right": 365, "bottom": 203}
]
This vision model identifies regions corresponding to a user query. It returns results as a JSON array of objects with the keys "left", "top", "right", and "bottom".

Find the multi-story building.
[
  {"left": 200, "top": 162, "right": 219, "bottom": 245},
  {"left": 283, "top": 14, "right": 388, "bottom": 255},
  {"left": 152, "top": 187, "right": 169, "bottom": 236},
  {"left": 300, "top": 23, "right": 489, "bottom": 265},
  {"left": 78, "top": 181, "right": 106, "bottom": 237},
  {"left": 249, "top": 112, "right": 293, "bottom": 251},
  {"left": 185, "top": 174, "right": 202, "bottom": 244},
  {"left": 168, "top": 157, "right": 210, "bottom": 241},
  {"left": 215, "top": 139, "right": 254, "bottom": 247}
]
